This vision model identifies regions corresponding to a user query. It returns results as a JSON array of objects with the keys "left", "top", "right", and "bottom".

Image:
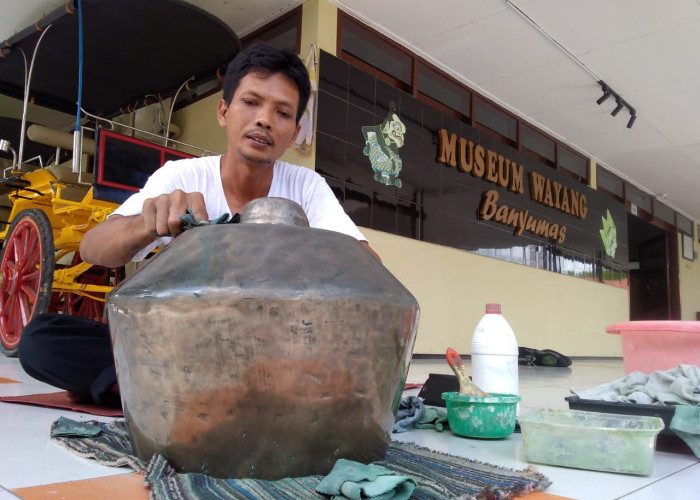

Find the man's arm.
[
  {"left": 79, "top": 214, "right": 156, "bottom": 268},
  {"left": 80, "top": 190, "right": 208, "bottom": 268}
]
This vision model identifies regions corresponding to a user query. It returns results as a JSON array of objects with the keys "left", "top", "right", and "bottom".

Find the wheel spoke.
[
  {"left": 20, "top": 268, "right": 40, "bottom": 288},
  {"left": 12, "top": 303, "right": 23, "bottom": 338},
  {"left": 21, "top": 239, "right": 40, "bottom": 276},
  {"left": 17, "top": 291, "right": 32, "bottom": 327},
  {"left": 14, "top": 226, "right": 29, "bottom": 264},
  {"left": 7, "top": 238, "right": 18, "bottom": 267},
  {"left": 7, "top": 292, "right": 20, "bottom": 338},
  {"left": 0, "top": 292, "right": 14, "bottom": 321},
  {"left": 19, "top": 283, "right": 39, "bottom": 302}
]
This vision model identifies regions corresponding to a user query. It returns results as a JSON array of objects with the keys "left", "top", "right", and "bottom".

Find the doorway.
[{"left": 627, "top": 214, "right": 679, "bottom": 319}]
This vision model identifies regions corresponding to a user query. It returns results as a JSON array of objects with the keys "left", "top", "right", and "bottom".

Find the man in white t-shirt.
[
  {"left": 18, "top": 44, "right": 378, "bottom": 406},
  {"left": 80, "top": 45, "right": 379, "bottom": 266}
]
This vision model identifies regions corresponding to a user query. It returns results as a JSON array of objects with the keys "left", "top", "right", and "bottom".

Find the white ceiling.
[{"left": 3, "top": 0, "right": 700, "bottom": 222}]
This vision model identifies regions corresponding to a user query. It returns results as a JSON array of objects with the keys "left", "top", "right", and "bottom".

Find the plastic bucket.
[
  {"left": 441, "top": 392, "right": 520, "bottom": 438},
  {"left": 606, "top": 321, "right": 700, "bottom": 374}
]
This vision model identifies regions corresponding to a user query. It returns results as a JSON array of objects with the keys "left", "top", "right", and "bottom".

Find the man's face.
[{"left": 217, "top": 71, "right": 301, "bottom": 168}]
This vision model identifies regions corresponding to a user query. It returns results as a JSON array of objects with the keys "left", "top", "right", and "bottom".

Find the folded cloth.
[
  {"left": 670, "top": 405, "right": 700, "bottom": 457},
  {"left": 415, "top": 407, "right": 449, "bottom": 432},
  {"left": 51, "top": 416, "right": 102, "bottom": 438},
  {"left": 315, "top": 459, "right": 416, "bottom": 500},
  {"left": 572, "top": 364, "right": 700, "bottom": 406},
  {"left": 393, "top": 396, "right": 425, "bottom": 433}
]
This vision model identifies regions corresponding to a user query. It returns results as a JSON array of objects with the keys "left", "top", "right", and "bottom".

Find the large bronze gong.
[{"left": 107, "top": 198, "right": 420, "bottom": 479}]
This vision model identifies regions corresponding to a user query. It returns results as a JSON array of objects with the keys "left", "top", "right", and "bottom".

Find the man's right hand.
[
  {"left": 141, "top": 190, "right": 209, "bottom": 238},
  {"left": 80, "top": 190, "right": 209, "bottom": 268}
]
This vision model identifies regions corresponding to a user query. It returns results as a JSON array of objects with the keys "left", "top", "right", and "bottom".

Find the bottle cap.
[{"left": 485, "top": 303, "right": 501, "bottom": 314}]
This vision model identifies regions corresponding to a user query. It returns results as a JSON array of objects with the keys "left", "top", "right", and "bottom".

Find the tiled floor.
[{"left": 0, "top": 355, "right": 698, "bottom": 499}]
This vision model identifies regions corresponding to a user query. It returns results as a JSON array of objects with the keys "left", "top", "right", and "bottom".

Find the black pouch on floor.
[{"left": 417, "top": 373, "right": 460, "bottom": 407}]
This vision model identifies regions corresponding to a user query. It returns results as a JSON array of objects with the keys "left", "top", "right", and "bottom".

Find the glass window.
[
  {"left": 341, "top": 17, "right": 412, "bottom": 85},
  {"left": 475, "top": 97, "right": 516, "bottom": 141},
  {"left": 417, "top": 63, "right": 470, "bottom": 117},
  {"left": 521, "top": 125, "right": 554, "bottom": 161},
  {"left": 625, "top": 184, "right": 652, "bottom": 213},
  {"left": 558, "top": 145, "right": 588, "bottom": 179},
  {"left": 596, "top": 167, "right": 623, "bottom": 198}
]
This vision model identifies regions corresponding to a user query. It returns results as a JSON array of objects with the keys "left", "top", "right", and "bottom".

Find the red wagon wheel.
[
  {"left": 63, "top": 253, "right": 121, "bottom": 322},
  {"left": 0, "top": 209, "right": 55, "bottom": 357}
]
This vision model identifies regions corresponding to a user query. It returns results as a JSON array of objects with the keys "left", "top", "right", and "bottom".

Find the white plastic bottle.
[{"left": 470, "top": 303, "right": 519, "bottom": 398}]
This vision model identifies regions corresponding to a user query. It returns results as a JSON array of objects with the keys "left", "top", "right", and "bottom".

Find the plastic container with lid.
[{"left": 470, "top": 303, "right": 519, "bottom": 398}]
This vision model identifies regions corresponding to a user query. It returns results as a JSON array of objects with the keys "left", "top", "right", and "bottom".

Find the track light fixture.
[{"left": 596, "top": 80, "right": 637, "bottom": 129}]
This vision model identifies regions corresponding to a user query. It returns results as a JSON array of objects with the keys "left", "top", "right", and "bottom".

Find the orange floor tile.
[{"left": 12, "top": 473, "right": 148, "bottom": 500}]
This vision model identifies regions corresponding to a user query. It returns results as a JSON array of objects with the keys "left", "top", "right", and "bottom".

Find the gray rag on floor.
[
  {"left": 392, "top": 396, "right": 425, "bottom": 433},
  {"left": 571, "top": 364, "right": 700, "bottom": 406}
]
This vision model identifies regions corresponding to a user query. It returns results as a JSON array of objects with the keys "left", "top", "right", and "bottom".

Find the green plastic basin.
[{"left": 442, "top": 392, "right": 520, "bottom": 438}]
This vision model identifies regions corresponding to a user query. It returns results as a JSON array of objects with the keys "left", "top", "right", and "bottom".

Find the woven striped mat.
[{"left": 50, "top": 419, "right": 550, "bottom": 500}]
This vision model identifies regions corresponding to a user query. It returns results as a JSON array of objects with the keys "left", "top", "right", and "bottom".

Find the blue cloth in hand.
[
  {"left": 315, "top": 458, "right": 416, "bottom": 500},
  {"left": 392, "top": 396, "right": 424, "bottom": 433},
  {"left": 180, "top": 208, "right": 239, "bottom": 230}
]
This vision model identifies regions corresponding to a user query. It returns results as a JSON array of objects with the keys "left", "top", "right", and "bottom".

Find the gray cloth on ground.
[
  {"left": 392, "top": 396, "right": 425, "bottom": 433},
  {"left": 571, "top": 364, "right": 700, "bottom": 406}
]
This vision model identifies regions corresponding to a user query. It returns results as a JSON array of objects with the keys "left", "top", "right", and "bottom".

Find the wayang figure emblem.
[{"left": 361, "top": 102, "right": 406, "bottom": 188}]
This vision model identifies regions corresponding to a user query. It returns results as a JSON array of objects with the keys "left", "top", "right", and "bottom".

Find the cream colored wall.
[
  {"left": 679, "top": 230, "right": 700, "bottom": 321},
  {"left": 171, "top": 93, "right": 226, "bottom": 156},
  {"left": 363, "top": 228, "right": 626, "bottom": 356}
]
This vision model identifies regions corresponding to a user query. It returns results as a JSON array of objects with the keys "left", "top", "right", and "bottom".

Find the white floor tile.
[
  {"left": 0, "top": 402, "right": 130, "bottom": 489},
  {"left": 0, "top": 489, "right": 22, "bottom": 500},
  {"left": 617, "top": 462, "right": 700, "bottom": 499},
  {"left": 0, "top": 357, "right": 129, "bottom": 489}
]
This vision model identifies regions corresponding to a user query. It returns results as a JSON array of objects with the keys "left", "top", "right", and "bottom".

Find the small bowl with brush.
[{"left": 442, "top": 347, "right": 520, "bottom": 438}]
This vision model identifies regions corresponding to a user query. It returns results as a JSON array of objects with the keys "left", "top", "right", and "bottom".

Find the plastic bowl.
[{"left": 442, "top": 392, "right": 520, "bottom": 438}]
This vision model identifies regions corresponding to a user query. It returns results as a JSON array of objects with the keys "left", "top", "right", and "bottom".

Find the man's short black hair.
[{"left": 222, "top": 44, "right": 311, "bottom": 124}]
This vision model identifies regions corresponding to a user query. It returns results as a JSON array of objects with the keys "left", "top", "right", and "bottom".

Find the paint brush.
[{"left": 445, "top": 347, "right": 490, "bottom": 397}]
